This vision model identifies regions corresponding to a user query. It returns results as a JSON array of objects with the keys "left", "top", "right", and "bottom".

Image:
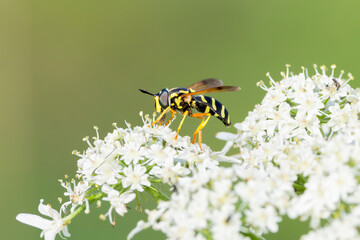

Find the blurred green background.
[{"left": 2, "top": 0, "right": 360, "bottom": 239}]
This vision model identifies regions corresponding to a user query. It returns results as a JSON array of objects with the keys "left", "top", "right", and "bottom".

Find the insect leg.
[
  {"left": 164, "top": 108, "right": 177, "bottom": 126},
  {"left": 151, "top": 107, "right": 170, "bottom": 127},
  {"left": 198, "top": 130, "right": 202, "bottom": 149},
  {"left": 175, "top": 110, "right": 188, "bottom": 139},
  {"left": 157, "top": 114, "right": 167, "bottom": 126},
  {"left": 190, "top": 113, "right": 211, "bottom": 149}
]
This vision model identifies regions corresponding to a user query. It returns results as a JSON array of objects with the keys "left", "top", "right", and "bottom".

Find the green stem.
[
  {"left": 323, "top": 97, "right": 329, "bottom": 106},
  {"left": 149, "top": 178, "right": 162, "bottom": 183},
  {"left": 293, "top": 182, "right": 305, "bottom": 189},
  {"left": 144, "top": 186, "right": 169, "bottom": 202},
  {"left": 201, "top": 229, "right": 213, "bottom": 240},
  {"left": 62, "top": 192, "right": 105, "bottom": 225},
  {"left": 85, "top": 184, "right": 100, "bottom": 196},
  {"left": 241, "top": 231, "right": 265, "bottom": 240}
]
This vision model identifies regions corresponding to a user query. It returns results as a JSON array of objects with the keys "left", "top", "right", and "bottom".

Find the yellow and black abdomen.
[{"left": 193, "top": 95, "right": 231, "bottom": 126}]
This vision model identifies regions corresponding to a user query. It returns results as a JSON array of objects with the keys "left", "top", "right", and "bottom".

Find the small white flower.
[
  {"left": 76, "top": 140, "right": 118, "bottom": 181},
  {"left": 236, "top": 115, "right": 266, "bottom": 142},
  {"left": 294, "top": 92, "right": 325, "bottom": 119},
  {"left": 102, "top": 185, "right": 136, "bottom": 224},
  {"left": 327, "top": 103, "right": 355, "bottom": 132},
  {"left": 287, "top": 74, "right": 314, "bottom": 98},
  {"left": 60, "top": 180, "right": 90, "bottom": 214},
  {"left": 150, "top": 162, "right": 190, "bottom": 184},
  {"left": 122, "top": 164, "right": 151, "bottom": 192},
  {"left": 235, "top": 180, "right": 267, "bottom": 207},
  {"left": 16, "top": 199, "right": 70, "bottom": 240},
  {"left": 211, "top": 205, "right": 242, "bottom": 240},
  {"left": 93, "top": 160, "right": 122, "bottom": 185},
  {"left": 264, "top": 102, "right": 294, "bottom": 136},
  {"left": 209, "top": 179, "right": 237, "bottom": 208},
  {"left": 146, "top": 144, "right": 176, "bottom": 166},
  {"left": 104, "top": 128, "right": 126, "bottom": 143},
  {"left": 119, "top": 142, "right": 146, "bottom": 165},
  {"left": 123, "top": 129, "right": 148, "bottom": 146},
  {"left": 245, "top": 205, "right": 281, "bottom": 233},
  {"left": 263, "top": 88, "right": 287, "bottom": 107},
  {"left": 215, "top": 132, "right": 237, "bottom": 153}
]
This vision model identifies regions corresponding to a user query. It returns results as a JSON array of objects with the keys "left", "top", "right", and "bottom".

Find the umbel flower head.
[
  {"left": 130, "top": 65, "right": 360, "bottom": 240},
  {"left": 17, "top": 112, "right": 228, "bottom": 240},
  {"left": 16, "top": 64, "right": 360, "bottom": 240}
]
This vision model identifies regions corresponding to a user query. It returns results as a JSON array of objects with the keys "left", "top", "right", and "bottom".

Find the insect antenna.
[{"left": 139, "top": 89, "right": 154, "bottom": 96}]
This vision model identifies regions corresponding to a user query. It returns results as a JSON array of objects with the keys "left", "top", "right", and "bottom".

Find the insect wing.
[
  {"left": 180, "top": 86, "right": 241, "bottom": 98},
  {"left": 187, "top": 78, "right": 223, "bottom": 91}
]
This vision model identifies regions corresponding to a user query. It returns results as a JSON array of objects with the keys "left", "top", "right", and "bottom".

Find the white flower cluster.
[
  {"left": 17, "top": 64, "right": 360, "bottom": 240},
  {"left": 130, "top": 168, "right": 245, "bottom": 240},
  {"left": 229, "top": 65, "right": 360, "bottom": 232},
  {"left": 70, "top": 115, "right": 220, "bottom": 224},
  {"left": 72, "top": 116, "right": 222, "bottom": 222},
  {"left": 132, "top": 65, "right": 360, "bottom": 240},
  {"left": 17, "top": 113, "right": 222, "bottom": 240},
  {"left": 302, "top": 206, "right": 360, "bottom": 240}
]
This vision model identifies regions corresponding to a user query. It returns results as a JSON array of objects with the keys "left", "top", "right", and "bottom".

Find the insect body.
[{"left": 139, "top": 79, "right": 240, "bottom": 149}]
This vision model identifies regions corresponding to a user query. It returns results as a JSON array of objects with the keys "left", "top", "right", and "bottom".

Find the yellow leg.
[
  {"left": 165, "top": 109, "right": 177, "bottom": 126},
  {"left": 198, "top": 130, "right": 202, "bottom": 150},
  {"left": 190, "top": 113, "right": 211, "bottom": 149},
  {"left": 175, "top": 110, "right": 188, "bottom": 139},
  {"left": 151, "top": 107, "right": 170, "bottom": 127}
]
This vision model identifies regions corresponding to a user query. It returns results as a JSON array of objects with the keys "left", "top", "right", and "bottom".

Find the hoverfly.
[{"left": 139, "top": 79, "right": 240, "bottom": 149}]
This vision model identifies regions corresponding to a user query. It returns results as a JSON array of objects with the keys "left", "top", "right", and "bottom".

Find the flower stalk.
[{"left": 62, "top": 191, "right": 104, "bottom": 225}]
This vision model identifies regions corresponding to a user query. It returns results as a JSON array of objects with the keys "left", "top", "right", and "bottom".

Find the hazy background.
[{"left": 2, "top": 0, "right": 360, "bottom": 239}]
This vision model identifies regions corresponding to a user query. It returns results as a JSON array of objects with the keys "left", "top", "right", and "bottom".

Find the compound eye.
[{"left": 159, "top": 90, "right": 169, "bottom": 108}]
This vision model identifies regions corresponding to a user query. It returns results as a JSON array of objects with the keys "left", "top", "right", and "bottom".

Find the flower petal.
[
  {"left": 121, "top": 192, "right": 136, "bottom": 203},
  {"left": 127, "top": 220, "right": 150, "bottom": 240},
  {"left": 38, "top": 199, "right": 60, "bottom": 219},
  {"left": 62, "top": 226, "right": 71, "bottom": 237},
  {"left": 44, "top": 229, "right": 57, "bottom": 240},
  {"left": 101, "top": 184, "right": 113, "bottom": 194},
  {"left": 16, "top": 213, "right": 52, "bottom": 230},
  {"left": 215, "top": 132, "right": 237, "bottom": 141}
]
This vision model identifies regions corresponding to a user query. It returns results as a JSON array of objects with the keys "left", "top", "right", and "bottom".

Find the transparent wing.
[
  {"left": 180, "top": 86, "right": 241, "bottom": 98},
  {"left": 187, "top": 78, "right": 223, "bottom": 91}
]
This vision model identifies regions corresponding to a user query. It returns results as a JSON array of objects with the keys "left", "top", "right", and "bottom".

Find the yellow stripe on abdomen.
[
  {"left": 204, "top": 106, "right": 210, "bottom": 113},
  {"left": 211, "top": 98, "right": 217, "bottom": 111},
  {"left": 221, "top": 105, "right": 225, "bottom": 118},
  {"left": 200, "top": 95, "right": 207, "bottom": 103}
]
